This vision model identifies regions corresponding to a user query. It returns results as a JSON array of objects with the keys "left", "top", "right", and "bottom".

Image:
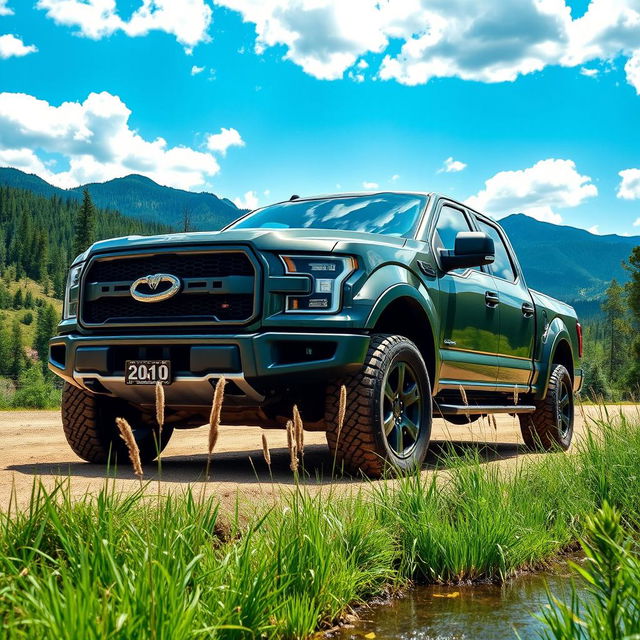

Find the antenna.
[{"left": 289, "top": 194, "right": 300, "bottom": 201}]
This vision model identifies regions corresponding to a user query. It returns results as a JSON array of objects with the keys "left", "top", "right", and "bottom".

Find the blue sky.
[{"left": 1, "top": 0, "right": 640, "bottom": 235}]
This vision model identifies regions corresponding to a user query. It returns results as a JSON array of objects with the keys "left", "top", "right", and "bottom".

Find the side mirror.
[{"left": 440, "top": 231, "right": 495, "bottom": 272}]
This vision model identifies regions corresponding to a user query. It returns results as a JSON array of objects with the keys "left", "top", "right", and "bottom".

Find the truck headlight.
[
  {"left": 63, "top": 263, "right": 84, "bottom": 320},
  {"left": 280, "top": 255, "right": 357, "bottom": 313}
]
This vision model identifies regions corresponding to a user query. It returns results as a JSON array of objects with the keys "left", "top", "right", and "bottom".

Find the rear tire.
[
  {"left": 519, "top": 364, "right": 574, "bottom": 451},
  {"left": 325, "top": 334, "right": 432, "bottom": 477},
  {"left": 61, "top": 383, "right": 173, "bottom": 464}
]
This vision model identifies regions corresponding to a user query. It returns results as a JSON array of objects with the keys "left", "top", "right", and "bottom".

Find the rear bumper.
[{"left": 49, "top": 331, "right": 370, "bottom": 408}]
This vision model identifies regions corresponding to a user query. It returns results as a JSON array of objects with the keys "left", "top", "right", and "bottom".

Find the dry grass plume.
[
  {"left": 261, "top": 433, "right": 271, "bottom": 467},
  {"left": 286, "top": 419, "right": 298, "bottom": 473},
  {"left": 115, "top": 417, "right": 143, "bottom": 477},
  {"left": 155, "top": 382, "right": 165, "bottom": 432},
  {"left": 292, "top": 404, "right": 304, "bottom": 456},
  {"left": 208, "top": 377, "right": 226, "bottom": 456}
]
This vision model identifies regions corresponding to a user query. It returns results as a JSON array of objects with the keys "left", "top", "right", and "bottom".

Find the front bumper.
[{"left": 49, "top": 331, "right": 370, "bottom": 408}]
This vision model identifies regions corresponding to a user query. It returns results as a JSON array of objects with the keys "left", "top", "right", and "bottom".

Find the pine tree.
[
  {"left": 34, "top": 303, "right": 59, "bottom": 374},
  {"left": 601, "top": 279, "right": 631, "bottom": 385},
  {"left": 9, "top": 319, "right": 25, "bottom": 379},
  {"left": 74, "top": 189, "right": 97, "bottom": 257},
  {"left": 624, "top": 248, "right": 640, "bottom": 394},
  {"left": 625, "top": 246, "right": 640, "bottom": 320},
  {"left": 12, "top": 288, "right": 23, "bottom": 310},
  {"left": 24, "top": 290, "right": 33, "bottom": 309},
  {"left": 0, "top": 316, "right": 10, "bottom": 377},
  {"left": 35, "top": 231, "right": 49, "bottom": 284}
]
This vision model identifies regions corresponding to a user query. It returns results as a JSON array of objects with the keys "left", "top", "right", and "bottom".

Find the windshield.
[{"left": 228, "top": 193, "right": 428, "bottom": 238}]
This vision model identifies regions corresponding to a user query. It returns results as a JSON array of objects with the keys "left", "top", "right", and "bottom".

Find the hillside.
[
  {"left": 501, "top": 214, "right": 639, "bottom": 302},
  {"left": 0, "top": 168, "right": 243, "bottom": 231},
  {"left": 0, "top": 278, "right": 62, "bottom": 346},
  {"left": 0, "top": 185, "right": 172, "bottom": 299}
]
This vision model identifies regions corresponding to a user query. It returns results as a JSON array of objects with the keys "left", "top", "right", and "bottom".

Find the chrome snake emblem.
[{"left": 130, "top": 273, "right": 181, "bottom": 303}]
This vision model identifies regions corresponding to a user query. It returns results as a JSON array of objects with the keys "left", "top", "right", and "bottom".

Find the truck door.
[
  {"left": 431, "top": 203, "right": 500, "bottom": 390},
  {"left": 474, "top": 216, "right": 536, "bottom": 389}
]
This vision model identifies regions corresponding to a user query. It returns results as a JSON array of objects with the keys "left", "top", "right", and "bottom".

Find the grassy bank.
[{"left": 2, "top": 411, "right": 640, "bottom": 638}]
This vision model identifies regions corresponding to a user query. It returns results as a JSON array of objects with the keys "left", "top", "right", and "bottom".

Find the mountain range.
[
  {"left": 500, "top": 214, "right": 638, "bottom": 303},
  {"left": 0, "top": 167, "right": 242, "bottom": 231},
  {"left": 0, "top": 167, "right": 637, "bottom": 306}
]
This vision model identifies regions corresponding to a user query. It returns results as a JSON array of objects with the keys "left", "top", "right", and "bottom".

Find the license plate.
[{"left": 125, "top": 360, "right": 172, "bottom": 385}]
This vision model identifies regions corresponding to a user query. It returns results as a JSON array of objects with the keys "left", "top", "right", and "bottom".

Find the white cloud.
[
  {"left": 362, "top": 181, "right": 379, "bottom": 189},
  {"left": 617, "top": 168, "right": 640, "bottom": 199},
  {"left": 391, "top": 174, "right": 400, "bottom": 181},
  {"left": 466, "top": 158, "right": 598, "bottom": 224},
  {"left": 0, "top": 34, "right": 38, "bottom": 59},
  {"left": 0, "top": 148, "right": 52, "bottom": 178},
  {"left": 588, "top": 224, "right": 600, "bottom": 234},
  {"left": 580, "top": 66, "right": 599, "bottom": 77},
  {"left": 439, "top": 156, "right": 467, "bottom": 173},
  {"left": 205, "top": 127, "right": 244, "bottom": 155},
  {"left": 191, "top": 64, "right": 205, "bottom": 75},
  {"left": 634, "top": 218, "right": 640, "bottom": 226},
  {"left": 209, "top": 0, "right": 640, "bottom": 94},
  {"left": 0, "top": 0, "right": 12, "bottom": 16},
  {"left": 214, "top": 0, "right": 389, "bottom": 80},
  {"left": 625, "top": 50, "right": 640, "bottom": 94},
  {"left": 233, "top": 190, "right": 258, "bottom": 209},
  {"left": 33, "top": 1, "right": 640, "bottom": 91},
  {"left": 0, "top": 91, "right": 243, "bottom": 190},
  {"left": 37, "top": 0, "right": 212, "bottom": 52}
]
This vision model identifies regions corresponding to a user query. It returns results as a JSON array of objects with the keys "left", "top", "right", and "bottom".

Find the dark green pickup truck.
[{"left": 50, "top": 192, "right": 583, "bottom": 476}]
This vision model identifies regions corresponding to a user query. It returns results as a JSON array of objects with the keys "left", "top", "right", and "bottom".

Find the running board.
[{"left": 435, "top": 404, "right": 536, "bottom": 415}]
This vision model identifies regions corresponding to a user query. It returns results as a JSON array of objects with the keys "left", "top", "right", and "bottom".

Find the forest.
[{"left": 0, "top": 186, "right": 170, "bottom": 408}]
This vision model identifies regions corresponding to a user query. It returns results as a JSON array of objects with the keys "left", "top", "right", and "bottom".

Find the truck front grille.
[{"left": 81, "top": 249, "right": 258, "bottom": 329}]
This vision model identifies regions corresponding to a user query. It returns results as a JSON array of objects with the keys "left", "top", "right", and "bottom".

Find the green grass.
[
  {"left": 2, "top": 410, "right": 640, "bottom": 638},
  {"left": 537, "top": 502, "right": 640, "bottom": 639}
]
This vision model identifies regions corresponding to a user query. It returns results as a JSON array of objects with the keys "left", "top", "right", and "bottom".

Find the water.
[{"left": 333, "top": 567, "right": 580, "bottom": 640}]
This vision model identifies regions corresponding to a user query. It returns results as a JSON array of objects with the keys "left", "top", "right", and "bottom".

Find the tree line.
[
  {"left": 581, "top": 245, "right": 640, "bottom": 400},
  {"left": 0, "top": 186, "right": 171, "bottom": 407},
  {"left": 0, "top": 185, "right": 170, "bottom": 298}
]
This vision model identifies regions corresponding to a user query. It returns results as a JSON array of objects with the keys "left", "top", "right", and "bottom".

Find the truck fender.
[
  {"left": 536, "top": 316, "right": 572, "bottom": 400},
  {"left": 356, "top": 264, "right": 440, "bottom": 376}
]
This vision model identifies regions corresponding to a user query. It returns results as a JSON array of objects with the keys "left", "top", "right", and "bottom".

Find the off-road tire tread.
[
  {"left": 519, "top": 364, "right": 573, "bottom": 451},
  {"left": 62, "top": 383, "right": 112, "bottom": 463},
  {"left": 61, "top": 383, "right": 171, "bottom": 463},
  {"left": 326, "top": 334, "right": 421, "bottom": 477}
]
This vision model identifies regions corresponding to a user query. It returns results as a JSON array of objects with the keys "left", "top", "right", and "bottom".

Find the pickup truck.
[{"left": 49, "top": 192, "right": 583, "bottom": 476}]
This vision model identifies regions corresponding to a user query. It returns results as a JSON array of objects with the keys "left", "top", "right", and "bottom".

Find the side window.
[
  {"left": 476, "top": 219, "right": 516, "bottom": 282},
  {"left": 433, "top": 205, "right": 472, "bottom": 251}
]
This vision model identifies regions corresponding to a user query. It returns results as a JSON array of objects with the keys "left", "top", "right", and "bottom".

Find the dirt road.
[{"left": 1, "top": 406, "right": 637, "bottom": 511}]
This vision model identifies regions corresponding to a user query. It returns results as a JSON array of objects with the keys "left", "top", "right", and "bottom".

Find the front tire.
[
  {"left": 61, "top": 383, "right": 173, "bottom": 464},
  {"left": 325, "top": 334, "right": 432, "bottom": 477},
  {"left": 519, "top": 364, "right": 574, "bottom": 451}
]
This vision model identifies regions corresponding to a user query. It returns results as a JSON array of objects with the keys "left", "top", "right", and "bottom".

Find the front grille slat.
[{"left": 81, "top": 250, "right": 257, "bottom": 328}]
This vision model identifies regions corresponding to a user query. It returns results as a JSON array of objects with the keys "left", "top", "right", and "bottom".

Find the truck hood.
[{"left": 82, "top": 227, "right": 408, "bottom": 260}]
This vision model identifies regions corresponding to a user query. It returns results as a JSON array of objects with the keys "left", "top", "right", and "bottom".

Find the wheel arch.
[
  {"left": 537, "top": 317, "right": 574, "bottom": 400},
  {"left": 366, "top": 286, "right": 438, "bottom": 388}
]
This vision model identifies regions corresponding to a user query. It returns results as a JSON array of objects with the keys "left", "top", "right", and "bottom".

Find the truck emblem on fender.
[{"left": 130, "top": 273, "right": 181, "bottom": 303}]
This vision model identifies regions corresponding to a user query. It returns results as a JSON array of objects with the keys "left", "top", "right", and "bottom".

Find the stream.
[{"left": 333, "top": 564, "right": 582, "bottom": 640}]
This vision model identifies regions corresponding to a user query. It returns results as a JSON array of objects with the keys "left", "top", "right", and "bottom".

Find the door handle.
[
  {"left": 521, "top": 302, "right": 535, "bottom": 317},
  {"left": 485, "top": 291, "right": 499, "bottom": 308}
]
